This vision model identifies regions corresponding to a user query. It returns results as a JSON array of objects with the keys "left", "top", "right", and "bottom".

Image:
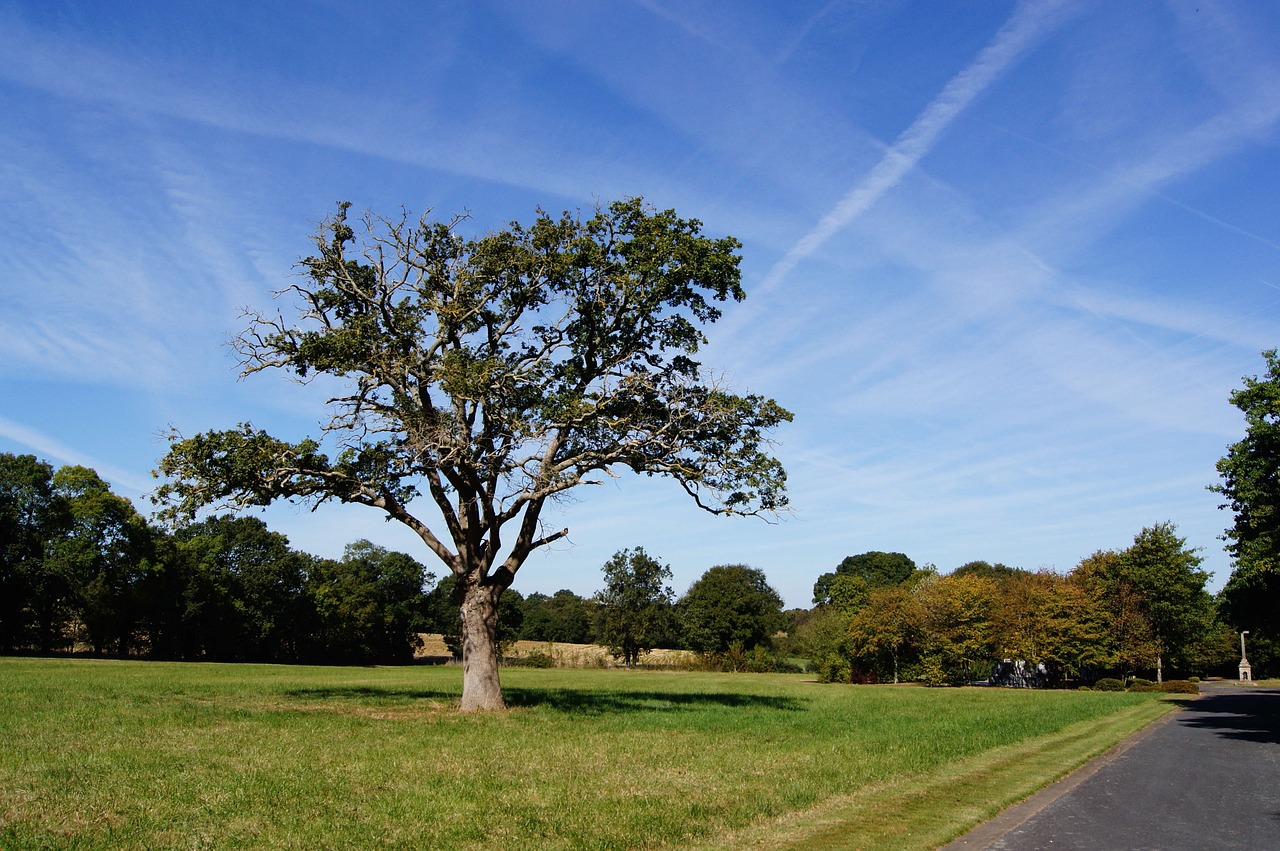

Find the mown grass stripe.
[{"left": 708, "top": 698, "right": 1180, "bottom": 851}]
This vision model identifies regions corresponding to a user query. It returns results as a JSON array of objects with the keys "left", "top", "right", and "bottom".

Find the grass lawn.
[{"left": 0, "top": 658, "right": 1178, "bottom": 850}]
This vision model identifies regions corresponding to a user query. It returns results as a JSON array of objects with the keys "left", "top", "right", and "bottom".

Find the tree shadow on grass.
[
  {"left": 284, "top": 686, "right": 448, "bottom": 702},
  {"left": 282, "top": 685, "right": 806, "bottom": 715},
  {"left": 1177, "top": 687, "right": 1280, "bottom": 744},
  {"left": 502, "top": 687, "right": 806, "bottom": 714}
]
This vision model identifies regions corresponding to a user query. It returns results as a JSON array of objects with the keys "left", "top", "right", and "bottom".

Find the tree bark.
[
  {"left": 458, "top": 579, "right": 506, "bottom": 712},
  {"left": 1156, "top": 652, "right": 1163, "bottom": 684}
]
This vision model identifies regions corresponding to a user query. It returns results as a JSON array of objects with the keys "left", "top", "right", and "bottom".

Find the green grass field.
[{"left": 0, "top": 658, "right": 1178, "bottom": 850}]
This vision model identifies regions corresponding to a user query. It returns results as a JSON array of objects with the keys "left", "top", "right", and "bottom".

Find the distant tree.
[
  {"left": 1120, "top": 523, "right": 1212, "bottom": 682},
  {"left": 1073, "top": 549, "right": 1157, "bottom": 680},
  {"left": 1074, "top": 526, "right": 1212, "bottom": 682},
  {"left": 826, "top": 574, "right": 872, "bottom": 615},
  {"left": 0, "top": 453, "right": 69, "bottom": 652},
  {"left": 1212, "top": 350, "right": 1280, "bottom": 676},
  {"left": 497, "top": 588, "right": 525, "bottom": 656},
  {"left": 813, "top": 551, "right": 915, "bottom": 606},
  {"left": 951, "top": 560, "right": 1022, "bottom": 583},
  {"left": 137, "top": 532, "right": 201, "bottom": 659},
  {"left": 308, "top": 540, "right": 433, "bottom": 664},
  {"left": 595, "top": 548, "right": 674, "bottom": 667},
  {"left": 793, "top": 606, "right": 854, "bottom": 683},
  {"left": 520, "top": 589, "right": 595, "bottom": 644},
  {"left": 1180, "top": 606, "right": 1239, "bottom": 678},
  {"left": 771, "top": 607, "right": 815, "bottom": 659},
  {"left": 1039, "top": 574, "right": 1114, "bottom": 681},
  {"left": 154, "top": 198, "right": 791, "bottom": 710},
  {"left": 168, "top": 515, "right": 312, "bottom": 661},
  {"left": 989, "top": 570, "right": 1111, "bottom": 683},
  {"left": 987, "top": 569, "right": 1049, "bottom": 665},
  {"left": 914, "top": 573, "right": 997, "bottom": 684},
  {"left": 679, "top": 564, "right": 785, "bottom": 654},
  {"left": 518, "top": 592, "right": 553, "bottom": 640},
  {"left": 847, "top": 585, "right": 922, "bottom": 684},
  {"left": 421, "top": 574, "right": 461, "bottom": 654},
  {"left": 51, "top": 466, "right": 154, "bottom": 656}
]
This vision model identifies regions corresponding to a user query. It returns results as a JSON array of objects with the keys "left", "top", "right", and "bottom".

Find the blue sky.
[{"left": 1, "top": 0, "right": 1277, "bottom": 608}]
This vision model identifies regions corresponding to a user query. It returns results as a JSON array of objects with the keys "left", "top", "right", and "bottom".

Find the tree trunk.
[
  {"left": 1156, "top": 652, "right": 1163, "bottom": 684},
  {"left": 458, "top": 579, "right": 505, "bottom": 712}
]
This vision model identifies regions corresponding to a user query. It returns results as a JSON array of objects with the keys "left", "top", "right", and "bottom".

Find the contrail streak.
[
  {"left": 0, "top": 415, "right": 153, "bottom": 495},
  {"left": 758, "top": 0, "right": 1077, "bottom": 293}
]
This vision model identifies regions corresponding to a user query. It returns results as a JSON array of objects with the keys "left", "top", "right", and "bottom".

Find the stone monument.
[{"left": 1239, "top": 630, "right": 1252, "bottom": 682}]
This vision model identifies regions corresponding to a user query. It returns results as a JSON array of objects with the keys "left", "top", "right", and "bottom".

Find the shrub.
[
  {"left": 814, "top": 654, "right": 852, "bottom": 684},
  {"left": 1127, "top": 682, "right": 1159, "bottom": 692},
  {"left": 505, "top": 651, "right": 556, "bottom": 668},
  {"left": 709, "top": 644, "right": 804, "bottom": 674},
  {"left": 1128, "top": 677, "right": 1153, "bottom": 687},
  {"left": 1188, "top": 676, "right": 1201, "bottom": 683},
  {"left": 920, "top": 656, "right": 950, "bottom": 688},
  {"left": 1158, "top": 680, "right": 1200, "bottom": 694},
  {"left": 1094, "top": 678, "right": 1125, "bottom": 691}
]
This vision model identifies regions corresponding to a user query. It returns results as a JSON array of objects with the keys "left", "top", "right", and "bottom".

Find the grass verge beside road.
[
  {"left": 0, "top": 658, "right": 1177, "bottom": 850},
  {"left": 707, "top": 696, "right": 1177, "bottom": 850}
]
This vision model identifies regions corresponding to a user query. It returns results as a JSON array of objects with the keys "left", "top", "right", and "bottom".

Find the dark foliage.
[{"left": 0, "top": 453, "right": 433, "bottom": 665}]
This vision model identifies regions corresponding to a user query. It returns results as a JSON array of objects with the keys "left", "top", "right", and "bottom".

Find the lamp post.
[{"left": 1239, "top": 630, "right": 1252, "bottom": 682}]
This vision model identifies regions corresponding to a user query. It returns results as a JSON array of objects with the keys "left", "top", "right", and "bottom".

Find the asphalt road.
[{"left": 943, "top": 685, "right": 1280, "bottom": 850}]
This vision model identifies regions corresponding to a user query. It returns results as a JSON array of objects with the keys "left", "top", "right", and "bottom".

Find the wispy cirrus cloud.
[
  {"left": 0, "top": 7, "right": 626, "bottom": 206},
  {"left": 0, "top": 416, "right": 153, "bottom": 495}
]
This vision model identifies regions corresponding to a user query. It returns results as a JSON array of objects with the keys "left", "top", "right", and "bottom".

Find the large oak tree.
[{"left": 155, "top": 198, "right": 791, "bottom": 710}]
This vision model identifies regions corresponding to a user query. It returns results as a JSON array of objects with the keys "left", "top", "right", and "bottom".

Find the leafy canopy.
[
  {"left": 679, "top": 564, "right": 785, "bottom": 653},
  {"left": 595, "top": 547, "right": 674, "bottom": 666},
  {"left": 812, "top": 551, "right": 916, "bottom": 606},
  {"left": 1214, "top": 349, "right": 1280, "bottom": 658},
  {"left": 156, "top": 198, "right": 792, "bottom": 585}
]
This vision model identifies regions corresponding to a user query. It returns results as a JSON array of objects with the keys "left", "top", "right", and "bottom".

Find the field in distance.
[
  {"left": 416, "top": 633, "right": 699, "bottom": 667},
  {"left": 0, "top": 658, "right": 1179, "bottom": 850}
]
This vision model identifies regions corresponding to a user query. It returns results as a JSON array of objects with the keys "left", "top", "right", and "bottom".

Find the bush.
[
  {"left": 1188, "top": 676, "right": 1200, "bottom": 683},
  {"left": 707, "top": 644, "right": 801, "bottom": 674},
  {"left": 505, "top": 651, "right": 555, "bottom": 668},
  {"left": 1128, "top": 677, "right": 1153, "bottom": 687},
  {"left": 1158, "top": 680, "right": 1200, "bottom": 694},
  {"left": 920, "top": 656, "right": 950, "bottom": 688},
  {"left": 1094, "top": 678, "right": 1125, "bottom": 691},
  {"left": 813, "top": 654, "right": 852, "bottom": 684},
  {"left": 1127, "top": 682, "right": 1159, "bottom": 692}
]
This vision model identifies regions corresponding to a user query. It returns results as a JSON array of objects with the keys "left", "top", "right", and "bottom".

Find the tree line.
[
  {"left": 0, "top": 450, "right": 1266, "bottom": 682},
  {"left": 0, "top": 453, "right": 1231, "bottom": 684},
  {"left": 0, "top": 454, "right": 433, "bottom": 664},
  {"left": 794, "top": 528, "right": 1239, "bottom": 686},
  {"left": 0, "top": 455, "right": 790, "bottom": 665}
]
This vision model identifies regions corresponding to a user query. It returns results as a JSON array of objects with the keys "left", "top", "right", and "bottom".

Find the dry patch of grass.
[{"left": 416, "top": 634, "right": 699, "bottom": 668}]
